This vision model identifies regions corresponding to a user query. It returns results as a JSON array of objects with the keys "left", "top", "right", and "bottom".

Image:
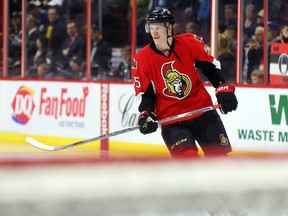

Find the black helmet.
[
  {"left": 146, "top": 8, "right": 175, "bottom": 25},
  {"left": 145, "top": 8, "right": 175, "bottom": 33}
]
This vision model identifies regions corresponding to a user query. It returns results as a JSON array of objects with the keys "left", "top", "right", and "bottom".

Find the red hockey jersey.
[{"left": 132, "top": 33, "right": 220, "bottom": 124}]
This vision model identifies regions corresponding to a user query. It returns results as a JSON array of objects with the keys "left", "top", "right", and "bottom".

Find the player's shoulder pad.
[
  {"left": 136, "top": 44, "right": 150, "bottom": 55},
  {"left": 177, "top": 33, "right": 203, "bottom": 43},
  {"left": 134, "top": 44, "right": 151, "bottom": 62},
  {"left": 176, "top": 33, "right": 205, "bottom": 50}
]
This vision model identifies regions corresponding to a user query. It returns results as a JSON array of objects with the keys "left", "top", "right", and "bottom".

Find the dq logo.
[
  {"left": 278, "top": 53, "right": 288, "bottom": 75},
  {"left": 11, "top": 86, "right": 35, "bottom": 125}
]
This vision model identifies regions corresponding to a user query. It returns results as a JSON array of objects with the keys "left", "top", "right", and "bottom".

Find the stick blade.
[{"left": 25, "top": 137, "right": 56, "bottom": 151}]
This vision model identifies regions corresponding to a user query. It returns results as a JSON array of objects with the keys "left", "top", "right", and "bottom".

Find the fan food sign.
[{"left": 11, "top": 85, "right": 89, "bottom": 125}]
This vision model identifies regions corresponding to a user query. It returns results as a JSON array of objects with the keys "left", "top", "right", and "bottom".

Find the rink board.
[{"left": 0, "top": 80, "right": 287, "bottom": 155}]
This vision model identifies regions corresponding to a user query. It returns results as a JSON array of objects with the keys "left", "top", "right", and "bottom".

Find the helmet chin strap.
[
  {"left": 165, "top": 24, "right": 181, "bottom": 62},
  {"left": 165, "top": 23, "right": 173, "bottom": 46}
]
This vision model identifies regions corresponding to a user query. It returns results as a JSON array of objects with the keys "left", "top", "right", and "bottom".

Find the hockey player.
[{"left": 132, "top": 8, "right": 238, "bottom": 157}]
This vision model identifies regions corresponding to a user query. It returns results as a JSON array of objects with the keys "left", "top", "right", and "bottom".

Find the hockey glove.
[
  {"left": 138, "top": 111, "right": 158, "bottom": 134},
  {"left": 216, "top": 84, "right": 238, "bottom": 114}
]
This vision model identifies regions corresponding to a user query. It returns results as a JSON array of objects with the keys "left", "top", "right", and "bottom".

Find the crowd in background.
[
  {"left": 5, "top": 0, "right": 131, "bottom": 80},
  {"left": 1, "top": 0, "right": 288, "bottom": 83}
]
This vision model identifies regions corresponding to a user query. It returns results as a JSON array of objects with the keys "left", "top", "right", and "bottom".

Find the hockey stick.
[{"left": 26, "top": 104, "right": 221, "bottom": 151}]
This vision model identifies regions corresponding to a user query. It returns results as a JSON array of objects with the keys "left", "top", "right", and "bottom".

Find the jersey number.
[{"left": 133, "top": 76, "right": 141, "bottom": 88}]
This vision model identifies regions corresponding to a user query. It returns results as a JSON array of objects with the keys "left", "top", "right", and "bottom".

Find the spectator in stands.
[
  {"left": 90, "top": 25, "right": 112, "bottom": 79},
  {"left": 48, "top": 0, "right": 64, "bottom": 7},
  {"left": 36, "top": 63, "right": 55, "bottom": 78},
  {"left": 101, "top": 4, "right": 125, "bottom": 46},
  {"left": 27, "top": 14, "right": 39, "bottom": 66},
  {"left": 185, "top": 20, "right": 207, "bottom": 42},
  {"left": 218, "top": 21, "right": 227, "bottom": 34},
  {"left": 224, "top": 25, "right": 237, "bottom": 55},
  {"left": 114, "top": 45, "right": 131, "bottom": 81},
  {"left": 173, "top": 22, "right": 184, "bottom": 35},
  {"left": 27, "top": 36, "right": 52, "bottom": 77},
  {"left": 45, "top": 6, "right": 66, "bottom": 58},
  {"left": 256, "top": 9, "right": 264, "bottom": 26},
  {"left": 179, "top": 6, "right": 194, "bottom": 27},
  {"left": 276, "top": 23, "right": 288, "bottom": 43},
  {"left": 53, "top": 55, "right": 84, "bottom": 79},
  {"left": 8, "top": 11, "right": 22, "bottom": 76},
  {"left": 243, "top": 4, "right": 257, "bottom": 39},
  {"left": 61, "top": 20, "right": 85, "bottom": 67},
  {"left": 250, "top": 69, "right": 264, "bottom": 84},
  {"left": 267, "top": 21, "right": 280, "bottom": 45},
  {"left": 10, "top": 11, "right": 22, "bottom": 35},
  {"left": 47, "top": 0, "right": 70, "bottom": 21},
  {"left": 246, "top": 26, "right": 264, "bottom": 83},
  {"left": 223, "top": 4, "right": 237, "bottom": 27},
  {"left": 66, "top": 55, "right": 84, "bottom": 79},
  {"left": 217, "top": 33, "right": 236, "bottom": 83},
  {"left": 27, "top": 0, "right": 49, "bottom": 34},
  {"left": 185, "top": 20, "right": 199, "bottom": 34},
  {"left": 169, "top": 4, "right": 194, "bottom": 27}
]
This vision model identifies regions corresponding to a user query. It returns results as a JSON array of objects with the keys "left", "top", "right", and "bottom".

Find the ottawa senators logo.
[
  {"left": 219, "top": 134, "right": 229, "bottom": 146},
  {"left": 162, "top": 61, "right": 191, "bottom": 99}
]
